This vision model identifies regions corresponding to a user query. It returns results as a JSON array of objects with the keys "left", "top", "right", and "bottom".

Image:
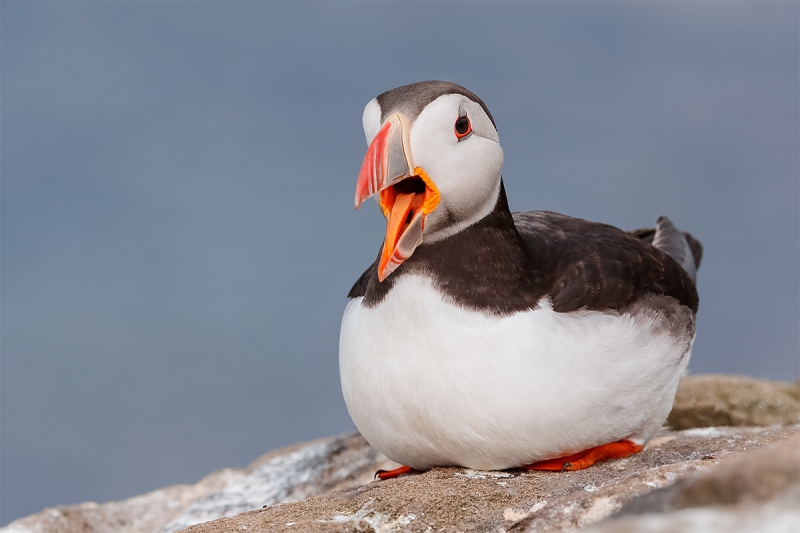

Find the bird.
[{"left": 339, "top": 81, "right": 702, "bottom": 479}]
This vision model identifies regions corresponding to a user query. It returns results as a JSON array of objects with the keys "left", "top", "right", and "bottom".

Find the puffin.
[{"left": 339, "top": 81, "right": 702, "bottom": 479}]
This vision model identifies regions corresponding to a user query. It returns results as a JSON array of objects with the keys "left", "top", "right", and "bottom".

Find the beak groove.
[{"left": 355, "top": 113, "right": 414, "bottom": 209}]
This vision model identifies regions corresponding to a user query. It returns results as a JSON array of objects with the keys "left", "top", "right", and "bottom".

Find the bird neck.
[{"left": 363, "top": 179, "right": 544, "bottom": 314}]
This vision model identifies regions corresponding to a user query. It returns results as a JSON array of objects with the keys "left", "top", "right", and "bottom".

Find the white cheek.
[
  {"left": 431, "top": 139, "right": 503, "bottom": 203},
  {"left": 408, "top": 94, "right": 504, "bottom": 240},
  {"left": 414, "top": 134, "right": 504, "bottom": 240}
]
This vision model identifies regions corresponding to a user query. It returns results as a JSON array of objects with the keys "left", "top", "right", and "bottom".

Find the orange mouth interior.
[
  {"left": 376, "top": 167, "right": 440, "bottom": 279},
  {"left": 378, "top": 167, "right": 440, "bottom": 233}
]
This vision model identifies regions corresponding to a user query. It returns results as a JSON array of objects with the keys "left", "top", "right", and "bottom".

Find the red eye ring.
[{"left": 454, "top": 115, "right": 472, "bottom": 139}]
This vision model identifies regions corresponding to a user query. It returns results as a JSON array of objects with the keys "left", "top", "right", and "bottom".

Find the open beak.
[{"left": 355, "top": 113, "right": 440, "bottom": 281}]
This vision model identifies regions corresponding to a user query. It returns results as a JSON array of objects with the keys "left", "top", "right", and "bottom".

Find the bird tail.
[{"left": 630, "top": 216, "right": 703, "bottom": 283}]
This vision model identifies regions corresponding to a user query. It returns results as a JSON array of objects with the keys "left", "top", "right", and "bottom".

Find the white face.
[
  {"left": 362, "top": 98, "right": 382, "bottom": 146},
  {"left": 362, "top": 94, "right": 504, "bottom": 242}
]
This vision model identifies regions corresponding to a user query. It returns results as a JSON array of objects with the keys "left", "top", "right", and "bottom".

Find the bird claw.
[{"left": 374, "top": 465, "right": 415, "bottom": 480}]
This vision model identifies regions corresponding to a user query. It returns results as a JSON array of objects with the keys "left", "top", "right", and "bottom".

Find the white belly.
[{"left": 339, "top": 275, "right": 693, "bottom": 470}]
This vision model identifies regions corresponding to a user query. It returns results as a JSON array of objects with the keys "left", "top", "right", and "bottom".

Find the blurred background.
[{"left": 2, "top": 1, "right": 797, "bottom": 525}]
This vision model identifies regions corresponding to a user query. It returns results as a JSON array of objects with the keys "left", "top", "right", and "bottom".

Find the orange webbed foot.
[
  {"left": 375, "top": 465, "right": 418, "bottom": 480},
  {"left": 523, "top": 439, "right": 643, "bottom": 472}
]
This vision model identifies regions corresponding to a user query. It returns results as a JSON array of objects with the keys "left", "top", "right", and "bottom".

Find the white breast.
[{"left": 339, "top": 275, "right": 693, "bottom": 470}]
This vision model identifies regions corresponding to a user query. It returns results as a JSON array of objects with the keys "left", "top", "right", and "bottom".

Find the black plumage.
[{"left": 349, "top": 181, "right": 700, "bottom": 315}]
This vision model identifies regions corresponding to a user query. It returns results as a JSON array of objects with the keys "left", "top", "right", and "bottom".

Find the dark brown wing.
[{"left": 513, "top": 211, "right": 699, "bottom": 313}]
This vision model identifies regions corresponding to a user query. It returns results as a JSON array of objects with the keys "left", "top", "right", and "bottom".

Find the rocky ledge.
[{"left": 3, "top": 374, "right": 799, "bottom": 533}]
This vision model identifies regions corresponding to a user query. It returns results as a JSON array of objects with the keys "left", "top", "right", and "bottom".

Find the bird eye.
[{"left": 454, "top": 115, "right": 472, "bottom": 140}]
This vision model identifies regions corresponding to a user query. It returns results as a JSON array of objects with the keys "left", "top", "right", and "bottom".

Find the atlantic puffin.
[{"left": 339, "top": 81, "right": 702, "bottom": 478}]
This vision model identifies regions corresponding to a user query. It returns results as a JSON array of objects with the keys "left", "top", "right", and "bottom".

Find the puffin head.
[{"left": 355, "top": 81, "right": 504, "bottom": 281}]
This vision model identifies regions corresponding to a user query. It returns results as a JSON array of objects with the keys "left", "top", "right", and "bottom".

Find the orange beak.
[{"left": 355, "top": 113, "right": 439, "bottom": 281}]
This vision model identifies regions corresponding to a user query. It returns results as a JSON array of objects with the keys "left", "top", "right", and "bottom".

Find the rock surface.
[
  {"left": 1, "top": 434, "right": 392, "bottom": 533},
  {"left": 667, "top": 374, "right": 800, "bottom": 430},
  {"left": 3, "top": 375, "right": 799, "bottom": 533},
  {"left": 583, "top": 435, "right": 800, "bottom": 533},
  {"left": 183, "top": 426, "right": 799, "bottom": 533}
]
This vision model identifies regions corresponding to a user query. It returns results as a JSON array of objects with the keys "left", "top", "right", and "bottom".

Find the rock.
[
  {"left": 154, "top": 434, "right": 388, "bottom": 533},
  {"left": 0, "top": 468, "right": 238, "bottom": 533},
  {"left": 582, "top": 434, "right": 800, "bottom": 533},
  {"left": 3, "top": 374, "right": 798, "bottom": 533},
  {"left": 581, "top": 487, "right": 800, "bottom": 533},
  {"left": 615, "top": 434, "right": 800, "bottom": 512},
  {"left": 179, "top": 425, "right": 798, "bottom": 533},
  {"left": 668, "top": 374, "right": 800, "bottom": 430},
  {"left": 1, "top": 434, "right": 392, "bottom": 533}
]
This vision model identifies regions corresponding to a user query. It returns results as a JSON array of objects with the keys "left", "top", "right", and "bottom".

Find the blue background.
[{"left": 2, "top": 1, "right": 798, "bottom": 525}]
